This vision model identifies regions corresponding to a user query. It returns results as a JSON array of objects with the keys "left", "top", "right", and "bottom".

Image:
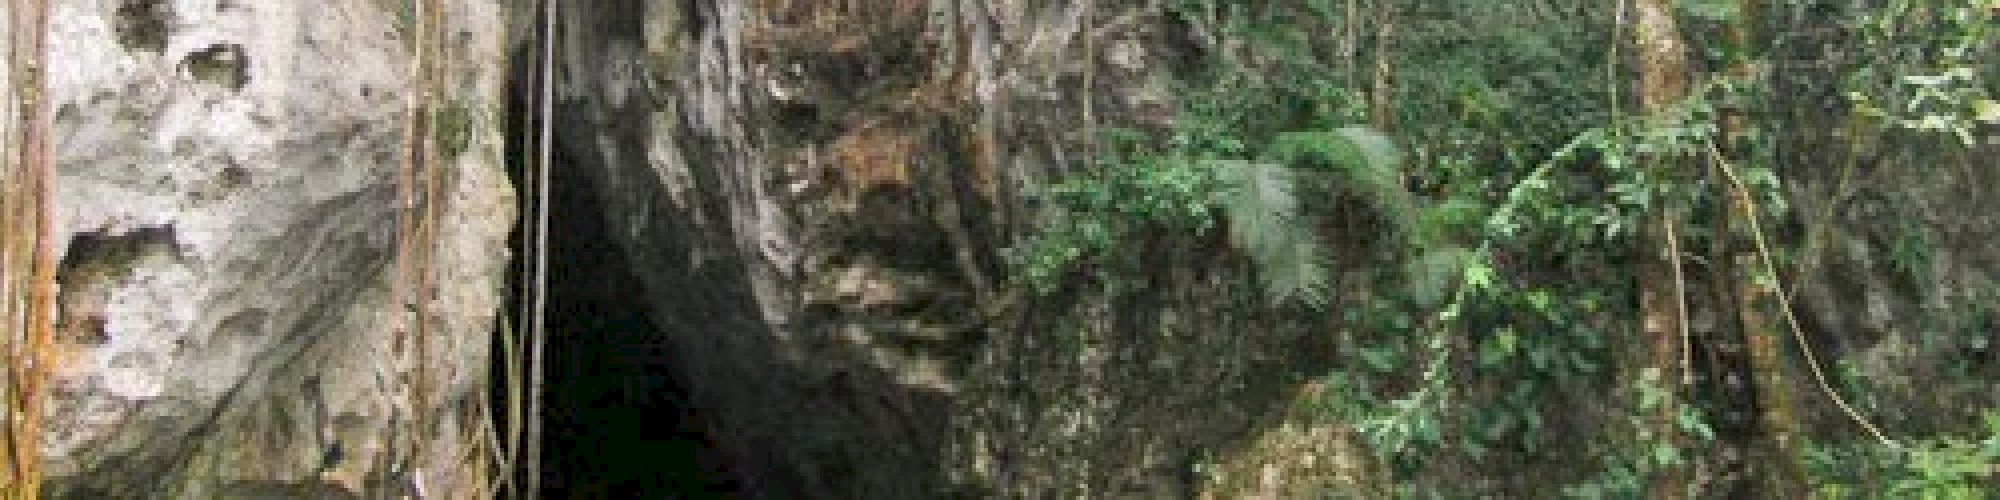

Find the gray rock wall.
[
  {"left": 553, "top": 1, "right": 1308, "bottom": 497},
  {"left": 13, "top": 0, "right": 513, "bottom": 496}
]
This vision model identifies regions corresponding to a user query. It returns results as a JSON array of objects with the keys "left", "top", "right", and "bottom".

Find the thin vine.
[{"left": 1, "top": 0, "right": 53, "bottom": 496}]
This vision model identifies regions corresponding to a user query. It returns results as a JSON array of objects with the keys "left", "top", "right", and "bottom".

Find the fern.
[
  {"left": 1016, "top": 124, "right": 1428, "bottom": 308},
  {"left": 1271, "top": 126, "right": 1422, "bottom": 245},
  {"left": 1212, "top": 160, "right": 1332, "bottom": 306},
  {"left": 1209, "top": 125, "right": 1470, "bottom": 308}
]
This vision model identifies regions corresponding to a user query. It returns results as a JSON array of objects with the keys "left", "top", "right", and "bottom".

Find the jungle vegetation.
[{"left": 1012, "top": 0, "right": 1998, "bottom": 496}]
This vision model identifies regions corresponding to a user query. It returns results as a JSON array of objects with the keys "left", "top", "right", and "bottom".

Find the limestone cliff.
[
  {"left": 551, "top": 1, "right": 1328, "bottom": 497},
  {"left": 548, "top": 1, "right": 1999, "bottom": 496},
  {"left": 8, "top": 0, "right": 513, "bottom": 496},
  {"left": 8, "top": 1, "right": 1991, "bottom": 498}
]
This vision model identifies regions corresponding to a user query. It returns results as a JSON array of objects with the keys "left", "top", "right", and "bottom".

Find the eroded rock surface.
[
  {"left": 552, "top": 1, "right": 1309, "bottom": 497},
  {"left": 18, "top": 0, "right": 514, "bottom": 496},
  {"left": 19, "top": 0, "right": 1988, "bottom": 497}
]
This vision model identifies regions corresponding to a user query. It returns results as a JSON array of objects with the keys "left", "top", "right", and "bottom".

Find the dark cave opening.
[{"left": 496, "top": 61, "right": 743, "bottom": 499}]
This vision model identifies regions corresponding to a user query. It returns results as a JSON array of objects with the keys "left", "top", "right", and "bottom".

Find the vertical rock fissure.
[{"left": 496, "top": 57, "right": 742, "bottom": 496}]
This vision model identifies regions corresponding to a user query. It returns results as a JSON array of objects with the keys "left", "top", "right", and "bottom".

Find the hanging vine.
[
  {"left": 0, "top": 0, "right": 53, "bottom": 496},
  {"left": 386, "top": 0, "right": 449, "bottom": 494}
]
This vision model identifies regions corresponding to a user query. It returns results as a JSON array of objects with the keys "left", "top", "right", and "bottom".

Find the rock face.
[
  {"left": 16, "top": 0, "right": 513, "bottom": 496},
  {"left": 16, "top": 0, "right": 1985, "bottom": 497},
  {"left": 1783, "top": 129, "right": 2000, "bottom": 434},
  {"left": 553, "top": 1, "right": 1316, "bottom": 497},
  {"left": 552, "top": 1, "right": 2000, "bottom": 495}
]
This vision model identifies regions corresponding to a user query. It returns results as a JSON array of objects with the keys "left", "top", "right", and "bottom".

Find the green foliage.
[
  {"left": 1010, "top": 0, "right": 1994, "bottom": 495},
  {"left": 1842, "top": 0, "right": 1998, "bottom": 145},
  {"left": 1807, "top": 412, "right": 2000, "bottom": 499},
  {"left": 1271, "top": 127, "right": 1419, "bottom": 241},
  {"left": 1095, "top": 3, "right": 1647, "bottom": 492},
  {"left": 1676, "top": 0, "right": 1744, "bottom": 22},
  {"left": 1010, "top": 151, "right": 1222, "bottom": 297},
  {"left": 1211, "top": 161, "right": 1332, "bottom": 305},
  {"left": 1010, "top": 104, "right": 1421, "bottom": 306}
]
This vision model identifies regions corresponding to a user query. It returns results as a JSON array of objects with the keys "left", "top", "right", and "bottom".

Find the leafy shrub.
[{"left": 1807, "top": 412, "right": 2000, "bottom": 499}]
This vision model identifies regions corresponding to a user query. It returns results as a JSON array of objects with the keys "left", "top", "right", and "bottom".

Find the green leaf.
[
  {"left": 1677, "top": 408, "right": 1715, "bottom": 441},
  {"left": 1334, "top": 126, "right": 1405, "bottom": 171},
  {"left": 1481, "top": 328, "right": 1519, "bottom": 366},
  {"left": 1496, "top": 329, "right": 1520, "bottom": 357},
  {"left": 1653, "top": 443, "right": 1683, "bottom": 466},
  {"left": 1212, "top": 160, "right": 1332, "bottom": 306},
  {"left": 1974, "top": 99, "right": 2000, "bottom": 124},
  {"left": 1361, "top": 347, "right": 1399, "bottom": 373},
  {"left": 1408, "top": 246, "right": 1473, "bottom": 307},
  {"left": 1270, "top": 126, "right": 1420, "bottom": 243},
  {"left": 1463, "top": 257, "right": 1497, "bottom": 291}
]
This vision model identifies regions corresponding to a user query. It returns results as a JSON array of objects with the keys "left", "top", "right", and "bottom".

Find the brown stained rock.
[{"left": 552, "top": 4, "right": 1307, "bottom": 497}]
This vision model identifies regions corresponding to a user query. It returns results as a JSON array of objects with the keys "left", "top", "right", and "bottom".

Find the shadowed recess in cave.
[{"left": 497, "top": 60, "right": 742, "bottom": 499}]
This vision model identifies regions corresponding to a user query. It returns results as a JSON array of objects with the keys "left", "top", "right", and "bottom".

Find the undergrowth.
[
  {"left": 1011, "top": 0, "right": 1996, "bottom": 496},
  {"left": 1805, "top": 411, "right": 2000, "bottom": 499}
]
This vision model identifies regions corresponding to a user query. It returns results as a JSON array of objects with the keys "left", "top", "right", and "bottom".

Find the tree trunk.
[
  {"left": 1370, "top": 1, "right": 1396, "bottom": 132},
  {"left": 1629, "top": 0, "right": 1693, "bottom": 497},
  {"left": 1719, "top": 0, "right": 1810, "bottom": 495},
  {"left": 1735, "top": 254, "right": 1810, "bottom": 498}
]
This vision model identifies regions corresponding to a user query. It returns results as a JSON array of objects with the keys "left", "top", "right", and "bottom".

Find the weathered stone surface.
[
  {"left": 6, "top": 0, "right": 1984, "bottom": 498},
  {"left": 552, "top": 1, "right": 1308, "bottom": 497},
  {"left": 12, "top": 0, "right": 513, "bottom": 496},
  {"left": 1783, "top": 134, "right": 2000, "bottom": 435}
]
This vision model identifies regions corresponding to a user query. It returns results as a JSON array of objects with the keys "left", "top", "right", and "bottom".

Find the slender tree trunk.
[
  {"left": 1734, "top": 254, "right": 1810, "bottom": 497},
  {"left": 1629, "top": 0, "right": 1694, "bottom": 497},
  {"left": 1706, "top": 181, "right": 1751, "bottom": 497},
  {"left": 1718, "top": 1, "right": 1809, "bottom": 495},
  {"left": 1369, "top": 1, "right": 1396, "bottom": 132}
]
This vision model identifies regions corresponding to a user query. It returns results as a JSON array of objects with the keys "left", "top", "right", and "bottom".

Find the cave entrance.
[{"left": 496, "top": 64, "right": 742, "bottom": 498}]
